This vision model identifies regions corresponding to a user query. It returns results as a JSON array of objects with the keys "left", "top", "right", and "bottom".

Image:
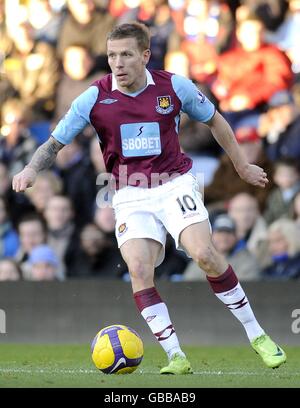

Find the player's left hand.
[{"left": 237, "top": 163, "right": 269, "bottom": 188}]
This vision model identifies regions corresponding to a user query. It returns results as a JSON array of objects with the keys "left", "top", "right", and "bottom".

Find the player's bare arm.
[
  {"left": 206, "top": 111, "right": 269, "bottom": 188},
  {"left": 12, "top": 136, "right": 64, "bottom": 192}
]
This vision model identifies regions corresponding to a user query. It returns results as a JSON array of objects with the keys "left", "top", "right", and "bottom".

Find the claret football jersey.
[{"left": 52, "top": 69, "right": 215, "bottom": 188}]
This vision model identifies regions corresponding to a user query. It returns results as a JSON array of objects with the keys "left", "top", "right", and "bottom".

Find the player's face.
[{"left": 107, "top": 37, "right": 151, "bottom": 93}]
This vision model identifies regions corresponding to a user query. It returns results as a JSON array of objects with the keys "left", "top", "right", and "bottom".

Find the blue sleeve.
[
  {"left": 51, "top": 86, "right": 99, "bottom": 145},
  {"left": 171, "top": 74, "right": 215, "bottom": 122}
]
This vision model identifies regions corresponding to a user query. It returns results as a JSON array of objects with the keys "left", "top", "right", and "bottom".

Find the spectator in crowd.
[
  {"left": 2, "top": 21, "right": 60, "bottom": 120},
  {"left": 15, "top": 213, "right": 47, "bottom": 278},
  {"left": 0, "top": 0, "right": 13, "bottom": 57},
  {"left": 176, "top": 0, "right": 235, "bottom": 85},
  {"left": 54, "top": 44, "right": 107, "bottom": 120},
  {"left": 43, "top": 194, "right": 79, "bottom": 279},
  {"left": 0, "top": 196, "right": 19, "bottom": 259},
  {"left": 119, "top": 0, "right": 180, "bottom": 70},
  {"left": 261, "top": 218, "right": 300, "bottom": 279},
  {"left": 0, "top": 0, "right": 14, "bottom": 107},
  {"left": 27, "top": 0, "right": 63, "bottom": 46},
  {"left": 228, "top": 192, "right": 268, "bottom": 264},
  {"left": 25, "top": 170, "right": 63, "bottom": 214},
  {"left": 178, "top": 84, "right": 221, "bottom": 186},
  {"left": 0, "top": 162, "right": 10, "bottom": 199},
  {"left": 108, "top": 0, "right": 129, "bottom": 19},
  {"left": 258, "top": 90, "right": 300, "bottom": 161},
  {"left": 179, "top": 118, "right": 221, "bottom": 186},
  {"left": 292, "top": 75, "right": 300, "bottom": 109},
  {"left": 262, "top": 0, "right": 300, "bottom": 74},
  {"left": 264, "top": 157, "right": 300, "bottom": 225},
  {"left": 94, "top": 205, "right": 115, "bottom": 234},
  {"left": 27, "top": 244, "right": 59, "bottom": 280},
  {"left": 238, "top": 0, "right": 289, "bottom": 32},
  {"left": 0, "top": 259, "right": 22, "bottom": 281},
  {"left": 0, "top": 98, "right": 37, "bottom": 176},
  {"left": 0, "top": 161, "right": 34, "bottom": 225},
  {"left": 183, "top": 213, "right": 260, "bottom": 281},
  {"left": 292, "top": 190, "right": 300, "bottom": 235},
  {"left": 154, "top": 234, "right": 189, "bottom": 281},
  {"left": 57, "top": 0, "right": 115, "bottom": 68},
  {"left": 211, "top": 10, "right": 293, "bottom": 129},
  {"left": 55, "top": 137, "right": 97, "bottom": 228},
  {"left": 89, "top": 136, "right": 106, "bottom": 176},
  {"left": 205, "top": 126, "right": 274, "bottom": 212},
  {"left": 68, "top": 222, "right": 127, "bottom": 278},
  {"left": 164, "top": 49, "right": 189, "bottom": 77}
]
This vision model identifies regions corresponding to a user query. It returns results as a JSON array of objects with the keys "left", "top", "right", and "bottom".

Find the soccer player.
[{"left": 12, "top": 22, "right": 286, "bottom": 374}]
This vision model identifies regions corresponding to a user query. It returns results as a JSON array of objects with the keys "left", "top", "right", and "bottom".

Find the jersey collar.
[{"left": 111, "top": 69, "right": 155, "bottom": 93}]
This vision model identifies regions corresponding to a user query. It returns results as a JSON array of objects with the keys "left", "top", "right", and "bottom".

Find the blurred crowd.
[{"left": 0, "top": 0, "right": 300, "bottom": 281}]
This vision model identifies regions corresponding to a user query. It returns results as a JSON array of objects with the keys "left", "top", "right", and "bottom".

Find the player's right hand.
[{"left": 12, "top": 166, "right": 37, "bottom": 192}]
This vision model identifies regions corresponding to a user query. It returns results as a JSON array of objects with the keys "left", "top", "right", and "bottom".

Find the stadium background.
[{"left": 0, "top": 281, "right": 299, "bottom": 344}]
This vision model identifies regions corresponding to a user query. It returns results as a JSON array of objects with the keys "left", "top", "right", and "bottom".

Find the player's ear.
[{"left": 143, "top": 49, "right": 151, "bottom": 65}]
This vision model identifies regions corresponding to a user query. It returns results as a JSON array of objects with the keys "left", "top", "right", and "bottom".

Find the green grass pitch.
[{"left": 0, "top": 344, "right": 299, "bottom": 388}]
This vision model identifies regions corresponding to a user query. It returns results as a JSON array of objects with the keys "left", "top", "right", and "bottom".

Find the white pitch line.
[
  {"left": 139, "top": 369, "right": 300, "bottom": 376},
  {"left": 0, "top": 368, "right": 96, "bottom": 375},
  {"left": 0, "top": 368, "right": 298, "bottom": 376}
]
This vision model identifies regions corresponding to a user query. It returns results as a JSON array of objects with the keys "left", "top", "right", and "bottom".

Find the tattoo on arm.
[{"left": 26, "top": 136, "right": 65, "bottom": 172}]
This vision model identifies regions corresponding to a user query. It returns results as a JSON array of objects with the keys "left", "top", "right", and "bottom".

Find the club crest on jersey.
[{"left": 156, "top": 96, "right": 174, "bottom": 114}]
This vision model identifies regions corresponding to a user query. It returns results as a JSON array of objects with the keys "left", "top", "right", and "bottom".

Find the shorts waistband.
[{"left": 113, "top": 172, "right": 196, "bottom": 205}]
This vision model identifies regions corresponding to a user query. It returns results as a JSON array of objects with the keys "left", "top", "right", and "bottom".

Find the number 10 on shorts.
[{"left": 176, "top": 195, "right": 197, "bottom": 214}]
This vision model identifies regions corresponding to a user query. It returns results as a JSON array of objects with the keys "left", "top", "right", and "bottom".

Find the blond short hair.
[{"left": 107, "top": 22, "right": 150, "bottom": 52}]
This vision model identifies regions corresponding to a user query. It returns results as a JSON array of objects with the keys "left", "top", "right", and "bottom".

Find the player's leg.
[
  {"left": 120, "top": 237, "right": 159, "bottom": 292},
  {"left": 120, "top": 238, "right": 192, "bottom": 374},
  {"left": 180, "top": 221, "right": 286, "bottom": 368}
]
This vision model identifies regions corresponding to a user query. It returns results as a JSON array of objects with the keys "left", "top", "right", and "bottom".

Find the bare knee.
[
  {"left": 127, "top": 259, "right": 154, "bottom": 286},
  {"left": 192, "top": 245, "right": 215, "bottom": 271},
  {"left": 190, "top": 244, "right": 228, "bottom": 276}
]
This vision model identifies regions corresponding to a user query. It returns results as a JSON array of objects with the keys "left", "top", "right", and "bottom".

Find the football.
[{"left": 91, "top": 324, "right": 144, "bottom": 374}]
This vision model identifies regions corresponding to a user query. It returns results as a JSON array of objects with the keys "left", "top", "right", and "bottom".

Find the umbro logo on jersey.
[
  {"left": 197, "top": 90, "right": 206, "bottom": 103},
  {"left": 99, "top": 98, "right": 118, "bottom": 104}
]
